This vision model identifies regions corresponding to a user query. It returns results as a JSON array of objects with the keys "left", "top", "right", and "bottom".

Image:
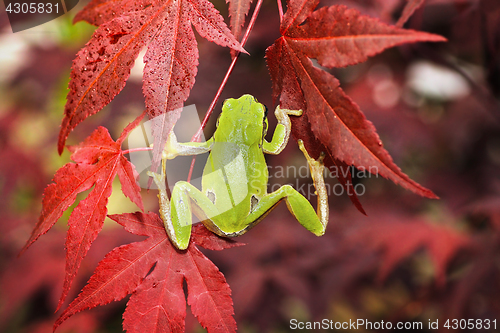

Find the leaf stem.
[
  {"left": 186, "top": 0, "right": 265, "bottom": 182},
  {"left": 122, "top": 147, "right": 153, "bottom": 155},
  {"left": 277, "top": 0, "right": 283, "bottom": 22}
]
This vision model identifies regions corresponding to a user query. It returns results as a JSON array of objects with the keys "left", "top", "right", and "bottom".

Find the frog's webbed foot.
[
  {"left": 298, "top": 140, "right": 329, "bottom": 229},
  {"left": 162, "top": 130, "right": 181, "bottom": 160},
  {"left": 275, "top": 106, "right": 303, "bottom": 120}
]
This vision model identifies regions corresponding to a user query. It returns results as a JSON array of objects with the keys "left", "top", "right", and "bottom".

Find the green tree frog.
[{"left": 150, "top": 94, "right": 329, "bottom": 250}]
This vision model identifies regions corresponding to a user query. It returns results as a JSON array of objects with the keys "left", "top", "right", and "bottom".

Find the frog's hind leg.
[
  {"left": 150, "top": 169, "right": 221, "bottom": 250},
  {"left": 241, "top": 141, "right": 329, "bottom": 236},
  {"left": 241, "top": 185, "right": 325, "bottom": 236}
]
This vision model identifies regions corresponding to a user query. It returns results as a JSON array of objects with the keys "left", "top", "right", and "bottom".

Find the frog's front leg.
[
  {"left": 162, "top": 131, "right": 214, "bottom": 160},
  {"left": 263, "top": 106, "right": 303, "bottom": 155},
  {"left": 245, "top": 140, "right": 329, "bottom": 235}
]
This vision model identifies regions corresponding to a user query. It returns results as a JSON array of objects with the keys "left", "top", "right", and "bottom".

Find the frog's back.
[{"left": 200, "top": 95, "right": 269, "bottom": 227}]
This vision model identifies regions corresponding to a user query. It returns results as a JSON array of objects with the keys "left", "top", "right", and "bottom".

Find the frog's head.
[{"left": 218, "top": 95, "right": 268, "bottom": 145}]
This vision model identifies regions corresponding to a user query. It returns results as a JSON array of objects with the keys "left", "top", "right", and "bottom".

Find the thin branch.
[
  {"left": 277, "top": 0, "right": 284, "bottom": 22},
  {"left": 186, "top": 0, "right": 265, "bottom": 182}
]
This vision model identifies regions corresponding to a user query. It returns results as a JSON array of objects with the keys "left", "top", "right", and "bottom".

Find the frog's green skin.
[{"left": 150, "top": 94, "right": 328, "bottom": 250}]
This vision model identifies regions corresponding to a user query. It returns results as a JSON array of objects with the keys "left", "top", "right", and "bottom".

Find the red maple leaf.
[
  {"left": 226, "top": 0, "right": 254, "bottom": 59},
  {"left": 227, "top": 0, "right": 254, "bottom": 42},
  {"left": 58, "top": 0, "right": 245, "bottom": 156},
  {"left": 54, "top": 212, "right": 242, "bottom": 333},
  {"left": 266, "top": 1, "right": 445, "bottom": 199},
  {"left": 22, "top": 113, "right": 145, "bottom": 310}
]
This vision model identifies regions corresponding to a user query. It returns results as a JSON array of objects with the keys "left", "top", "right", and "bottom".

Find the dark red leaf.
[
  {"left": 285, "top": 5, "right": 445, "bottom": 68},
  {"left": 287, "top": 110, "right": 366, "bottom": 214},
  {"left": 328, "top": 155, "right": 366, "bottom": 215},
  {"left": 267, "top": 3, "right": 444, "bottom": 198},
  {"left": 280, "top": 0, "right": 319, "bottom": 37}
]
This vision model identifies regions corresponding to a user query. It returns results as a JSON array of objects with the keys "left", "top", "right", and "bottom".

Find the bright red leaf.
[
  {"left": 55, "top": 212, "right": 241, "bottom": 333},
  {"left": 23, "top": 114, "right": 144, "bottom": 310},
  {"left": 266, "top": 1, "right": 445, "bottom": 198},
  {"left": 226, "top": 0, "right": 254, "bottom": 42},
  {"left": 73, "top": 0, "right": 152, "bottom": 26},
  {"left": 58, "top": 0, "right": 245, "bottom": 154}
]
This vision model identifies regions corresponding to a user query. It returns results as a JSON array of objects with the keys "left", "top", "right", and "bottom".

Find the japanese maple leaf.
[
  {"left": 266, "top": 1, "right": 446, "bottom": 198},
  {"left": 58, "top": 0, "right": 246, "bottom": 156},
  {"left": 226, "top": 0, "right": 254, "bottom": 45},
  {"left": 54, "top": 212, "right": 241, "bottom": 333},
  {"left": 22, "top": 114, "right": 145, "bottom": 310}
]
